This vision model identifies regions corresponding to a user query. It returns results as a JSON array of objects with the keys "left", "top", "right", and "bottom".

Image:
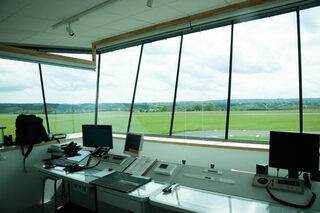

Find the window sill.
[
  {"left": 0, "top": 134, "right": 269, "bottom": 153},
  {"left": 0, "top": 137, "right": 78, "bottom": 153},
  {"left": 113, "top": 134, "right": 269, "bottom": 152}
]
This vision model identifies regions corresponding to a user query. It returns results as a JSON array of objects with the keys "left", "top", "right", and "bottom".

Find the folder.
[{"left": 90, "top": 171, "right": 151, "bottom": 193}]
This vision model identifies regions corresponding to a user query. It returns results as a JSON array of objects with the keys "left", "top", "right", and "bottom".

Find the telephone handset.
[
  {"left": 92, "top": 146, "right": 110, "bottom": 157},
  {"left": 63, "top": 142, "right": 78, "bottom": 157}
]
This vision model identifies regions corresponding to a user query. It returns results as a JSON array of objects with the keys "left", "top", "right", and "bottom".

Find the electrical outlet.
[{"left": 72, "top": 183, "right": 87, "bottom": 194}]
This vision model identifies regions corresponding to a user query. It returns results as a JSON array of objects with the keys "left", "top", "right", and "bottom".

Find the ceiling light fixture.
[
  {"left": 66, "top": 23, "right": 75, "bottom": 36},
  {"left": 146, "top": 0, "right": 154, "bottom": 8}
]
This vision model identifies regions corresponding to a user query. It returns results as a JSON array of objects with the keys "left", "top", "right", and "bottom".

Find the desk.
[
  {"left": 169, "top": 164, "right": 320, "bottom": 212},
  {"left": 35, "top": 156, "right": 320, "bottom": 213},
  {"left": 150, "top": 185, "right": 316, "bottom": 213},
  {"left": 34, "top": 156, "right": 162, "bottom": 213}
]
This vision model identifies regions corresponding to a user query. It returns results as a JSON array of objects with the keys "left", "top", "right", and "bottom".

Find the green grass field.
[{"left": 1, "top": 110, "right": 319, "bottom": 143}]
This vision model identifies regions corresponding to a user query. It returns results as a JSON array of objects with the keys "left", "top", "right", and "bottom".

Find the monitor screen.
[
  {"left": 269, "top": 131, "right": 319, "bottom": 178},
  {"left": 82, "top": 125, "right": 113, "bottom": 149},
  {"left": 124, "top": 133, "right": 143, "bottom": 157}
]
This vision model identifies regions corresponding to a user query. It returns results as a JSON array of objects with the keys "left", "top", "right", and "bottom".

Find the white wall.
[{"left": 0, "top": 144, "right": 52, "bottom": 213}]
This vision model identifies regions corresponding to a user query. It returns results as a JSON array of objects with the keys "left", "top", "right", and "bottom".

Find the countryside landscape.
[{"left": 0, "top": 98, "right": 319, "bottom": 143}]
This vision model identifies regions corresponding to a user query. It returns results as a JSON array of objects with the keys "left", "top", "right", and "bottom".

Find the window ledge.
[
  {"left": 0, "top": 137, "right": 78, "bottom": 153},
  {"left": 1, "top": 134, "right": 269, "bottom": 153},
  {"left": 113, "top": 134, "right": 269, "bottom": 152}
]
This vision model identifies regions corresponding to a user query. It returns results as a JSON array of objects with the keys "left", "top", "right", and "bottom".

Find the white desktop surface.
[
  {"left": 145, "top": 161, "right": 184, "bottom": 184},
  {"left": 150, "top": 185, "right": 317, "bottom": 213},
  {"left": 34, "top": 162, "right": 99, "bottom": 184},
  {"left": 171, "top": 164, "right": 320, "bottom": 212},
  {"left": 129, "top": 181, "right": 165, "bottom": 198}
]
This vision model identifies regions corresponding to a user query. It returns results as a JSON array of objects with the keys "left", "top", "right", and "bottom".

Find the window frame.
[{"left": 2, "top": 3, "right": 320, "bottom": 147}]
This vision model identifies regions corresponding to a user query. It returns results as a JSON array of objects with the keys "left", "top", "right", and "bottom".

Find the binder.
[{"left": 90, "top": 171, "right": 151, "bottom": 193}]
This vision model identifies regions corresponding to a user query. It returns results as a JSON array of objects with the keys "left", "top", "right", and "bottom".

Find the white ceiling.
[{"left": 0, "top": 0, "right": 246, "bottom": 50}]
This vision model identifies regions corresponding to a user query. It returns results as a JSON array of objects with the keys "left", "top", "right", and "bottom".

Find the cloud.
[
  {"left": 1, "top": 7, "right": 319, "bottom": 104},
  {"left": 300, "top": 7, "right": 320, "bottom": 34},
  {"left": 143, "top": 36, "right": 181, "bottom": 56},
  {"left": 0, "top": 59, "right": 45, "bottom": 102}
]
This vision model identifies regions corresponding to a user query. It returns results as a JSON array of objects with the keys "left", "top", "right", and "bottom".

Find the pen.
[{"left": 162, "top": 183, "right": 179, "bottom": 193}]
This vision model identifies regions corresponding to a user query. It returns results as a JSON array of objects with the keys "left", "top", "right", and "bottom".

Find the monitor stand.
[
  {"left": 288, "top": 169, "right": 299, "bottom": 179},
  {"left": 92, "top": 146, "right": 110, "bottom": 157}
]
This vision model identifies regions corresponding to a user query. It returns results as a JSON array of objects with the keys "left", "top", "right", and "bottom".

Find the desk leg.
[
  {"left": 54, "top": 179, "right": 58, "bottom": 210},
  {"left": 41, "top": 178, "right": 46, "bottom": 206},
  {"left": 68, "top": 181, "right": 71, "bottom": 204},
  {"left": 94, "top": 187, "right": 98, "bottom": 213}
]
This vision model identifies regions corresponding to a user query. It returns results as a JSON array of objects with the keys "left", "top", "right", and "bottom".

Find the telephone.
[
  {"left": 124, "top": 156, "right": 157, "bottom": 176},
  {"left": 154, "top": 163, "right": 177, "bottom": 176},
  {"left": 63, "top": 142, "right": 78, "bottom": 157}
]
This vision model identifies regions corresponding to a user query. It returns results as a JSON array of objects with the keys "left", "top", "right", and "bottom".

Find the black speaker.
[
  {"left": 3, "top": 135, "right": 13, "bottom": 146},
  {"left": 3, "top": 135, "right": 9, "bottom": 146},
  {"left": 256, "top": 164, "right": 268, "bottom": 175}
]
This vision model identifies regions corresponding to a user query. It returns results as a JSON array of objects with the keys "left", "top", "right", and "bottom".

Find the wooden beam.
[
  {"left": 93, "top": 0, "right": 274, "bottom": 47},
  {"left": 92, "top": 44, "right": 97, "bottom": 64},
  {"left": 0, "top": 44, "right": 96, "bottom": 69}
]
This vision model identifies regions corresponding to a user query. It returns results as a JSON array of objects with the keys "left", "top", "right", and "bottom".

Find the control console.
[
  {"left": 252, "top": 174, "right": 304, "bottom": 194},
  {"left": 101, "top": 153, "right": 126, "bottom": 164}
]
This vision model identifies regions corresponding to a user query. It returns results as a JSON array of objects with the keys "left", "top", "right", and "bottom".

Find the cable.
[
  {"left": 266, "top": 180, "right": 316, "bottom": 209},
  {"left": 86, "top": 154, "right": 92, "bottom": 166},
  {"left": 82, "top": 158, "right": 101, "bottom": 169},
  {"left": 64, "top": 159, "right": 101, "bottom": 173},
  {"left": 64, "top": 152, "right": 101, "bottom": 173}
]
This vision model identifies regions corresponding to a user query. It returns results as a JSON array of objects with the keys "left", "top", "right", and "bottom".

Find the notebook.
[{"left": 90, "top": 171, "right": 151, "bottom": 193}]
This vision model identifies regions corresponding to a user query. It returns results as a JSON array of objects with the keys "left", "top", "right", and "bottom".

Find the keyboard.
[{"left": 44, "top": 159, "right": 77, "bottom": 167}]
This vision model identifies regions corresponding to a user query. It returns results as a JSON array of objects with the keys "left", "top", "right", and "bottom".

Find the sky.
[{"left": 0, "top": 6, "right": 319, "bottom": 104}]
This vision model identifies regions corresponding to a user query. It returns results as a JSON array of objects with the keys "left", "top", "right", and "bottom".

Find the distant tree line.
[{"left": 0, "top": 98, "right": 319, "bottom": 114}]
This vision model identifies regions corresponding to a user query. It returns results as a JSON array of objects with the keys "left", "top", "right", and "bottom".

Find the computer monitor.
[
  {"left": 269, "top": 131, "right": 319, "bottom": 179},
  {"left": 124, "top": 133, "right": 143, "bottom": 157},
  {"left": 82, "top": 125, "right": 113, "bottom": 151}
]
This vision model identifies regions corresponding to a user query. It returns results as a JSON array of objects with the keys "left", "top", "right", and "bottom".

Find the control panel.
[
  {"left": 101, "top": 153, "right": 126, "bottom": 164},
  {"left": 252, "top": 174, "right": 304, "bottom": 194},
  {"left": 154, "top": 163, "right": 177, "bottom": 176},
  {"left": 184, "top": 173, "right": 235, "bottom": 184}
]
